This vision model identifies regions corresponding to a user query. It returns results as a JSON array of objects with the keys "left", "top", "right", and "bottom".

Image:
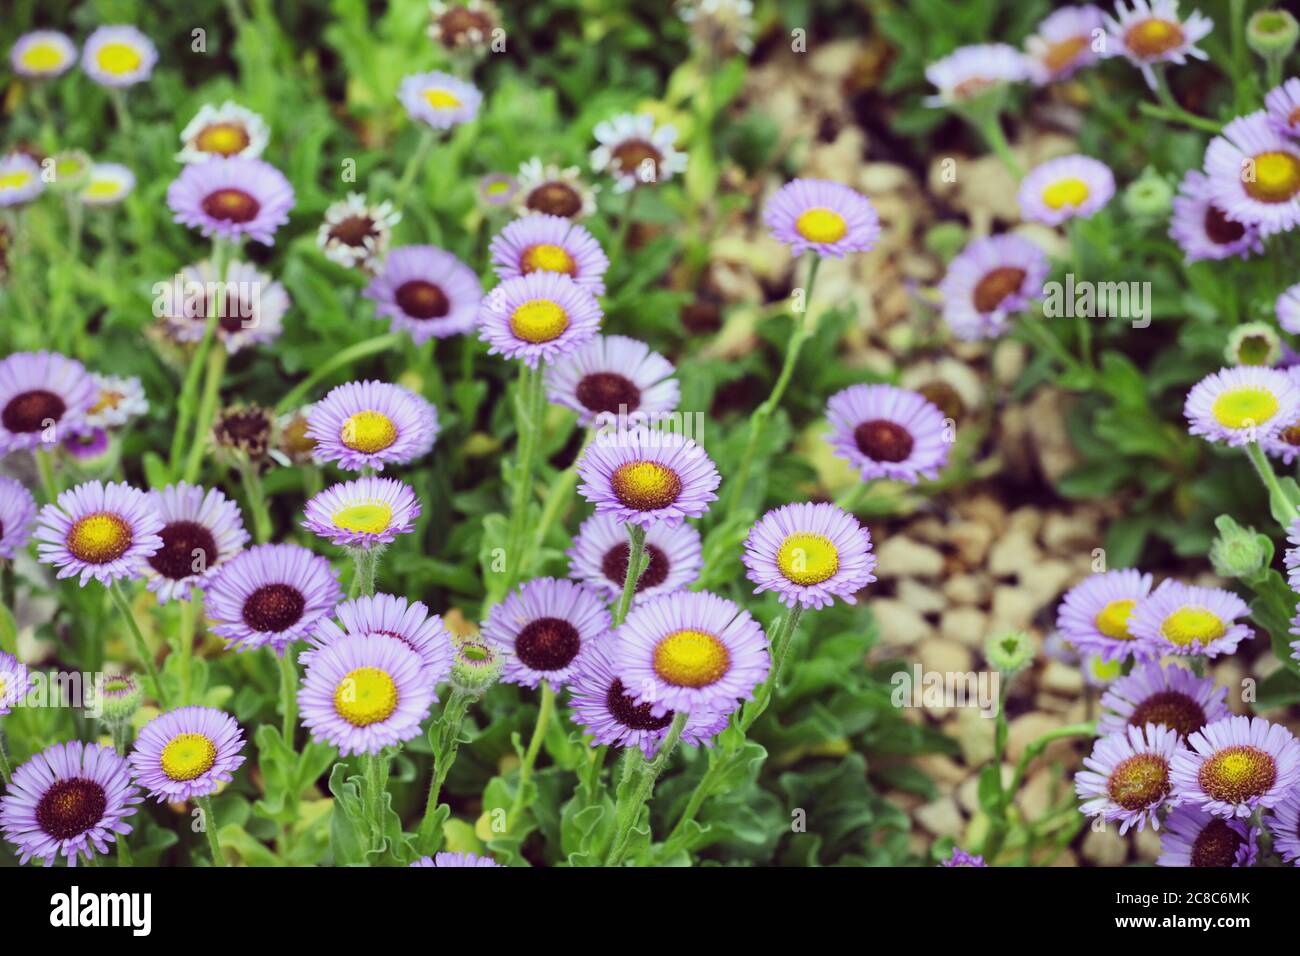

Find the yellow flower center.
[
  {"left": 66, "top": 512, "right": 132, "bottom": 564},
  {"left": 1087, "top": 655, "right": 1124, "bottom": 684},
  {"left": 341, "top": 410, "right": 398, "bottom": 454},
  {"left": 333, "top": 666, "right": 399, "bottom": 727},
  {"left": 1244, "top": 151, "right": 1300, "bottom": 204},
  {"left": 161, "top": 732, "right": 217, "bottom": 781},
  {"left": 520, "top": 243, "right": 577, "bottom": 276},
  {"left": 776, "top": 532, "right": 840, "bottom": 586},
  {"left": 794, "top": 207, "right": 847, "bottom": 244},
  {"left": 610, "top": 461, "right": 682, "bottom": 511},
  {"left": 1042, "top": 36, "right": 1089, "bottom": 73},
  {"left": 83, "top": 179, "right": 123, "bottom": 201},
  {"left": 0, "top": 170, "right": 33, "bottom": 192},
  {"left": 20, "top": 41, "right": 66, "bottom": 72},
  {"left": 1160, "top": 607, "right": 1226, "bottom": 648},
  {"left": 1042, "top": 177, "right": 1090, "bottom": 210},
  {"left": 1198, "top": 745, "right": 1277, "bottom": 803},
  {"left": 1125, "top": 18, "right": 1185, "bottom": 58},
  {"left": 653, "top": 629, "right": 730, "bottom": 689},
  {"left": 332, "top": 502, "right": 393, "bottom": 535},
  {"left": 96, "top": 42, "right": 143, "bottom": 76},
  {"left": 1094, "top": 598, "right": 1137, "bottom": 641},
  {"left": 509, "top": 300, "right": 569, "bottom": 344},
  {"left": 1107, "top": 753, "right": 1171, "bottom": 810},
  {"left": 89, "top": 389, "right": 125, "bottom": 415},
  {"left": 1211, "top": 386, "right": 1279, "bottom": 430},
  {"left": 195, "top": 122, "right": 251, "bottom": 157},
  {"left": 423, "top": 88, "right": 461, "bottom": 109}
]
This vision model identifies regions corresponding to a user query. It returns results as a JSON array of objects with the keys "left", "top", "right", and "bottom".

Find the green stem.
[
  {"left": 739, "top": 604, "right": 804, "bottom": 733},
  {"left": 0, "top": 724, "right": 12, "bottom": 784},
  {"left": 493, "top": 361, "right": 546, "bottom": 605},
  {"left": 108, "top": 89, "right": 133, "bottom": 139},
  {"left": 196, "top": 795, "right": 226, "bottom": 867},
  {"left": 183, "top": 344, "right": 229, "bottom": 484},
  {"left": 178, "top": 590, "right": 198, "bottom": 706},
  {"left": 274, "top": 333, "right": 401, "bottom": 414},
  {"left": 612, "top": 523, "right": 648, "bottom": 627},
  {"left": 507, "top": 682, "right": 555, "bottom": 834},
  {"left": 349, "top": 547, "right": 381, "bottom": 599},
  {"left": 35, "top": 446, "right": 59, "bottom": 504},
  {"left": 278, "top": 649, "right": 298, "bottom": 746},
  {"left": 719, "top": 254, "right": 820, "bottom": 519},
  {"left": 108, "top": 581, "right": 168, "bottom": 708},
  {"left": 238, "top": 459, "right": 272, "bottom": 543},
  {"left": 417, "top": 688, "right": 471, "bottom": 850},
  {"left": 109, "top": 720, "right": 132, "bottom": 755},
  {"left": 362, "top": 752, "right": 391, "bottom": 855},
  {"left": 393, "top": 128, "right": 437, "bottom": 213},
  {"left": 170, "top": 239, "right": 231, "bottom": 478},
  {"left": 607, "top": 187, "right": 639, "bottom": 275},
  {"left": 606, "top": 711, "right": 689, "bottom": 866},
  {"left": 530, "top": 429, "right": 594, "bottom": 554},
  {"left": 1245, "top": 441, "right": 1298, "bottom": 529},
  {"left": 972, "top": 112, "right": 1023, "bottom": 178},
  {"left": 1148, "top": 66, "right": 1223, "bottom": 134}
]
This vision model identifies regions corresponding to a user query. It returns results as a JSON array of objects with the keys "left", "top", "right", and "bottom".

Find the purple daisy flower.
[
  {"left": 298, "top": 634, "right": 434, "bottom": 756},
  {"left": 1018, "top": 155, "right": 1115, "bottom": 226},
  {"left": 142, "top": 482, "right": 249, "bottom": 604},
  {"left": 1076, "top": 723, "right": 1181, "bottom": 834},
  {"left": 742, "top": 502, "right": 877, "bottom": 610},
  {"left": 481, "top": 577, "right": 611, "bottom": 690},
  {"left": 34, "top": 481, "right": 163, "bottom": 587},
  {"left": 1025, "top": 6, "right": 1105, "bottom": 84},
  {"left": 477, "top": 271, "right": 603, "bottom": 368},
  {"left": 0, "top": 651, "right": 32, "bottom": 715},
  {"left": 411, "top": 851, "right": 501, "bottom": 867},
  {"left": 478, "top": 173, "right": 519, "bottom": 209},
  {"left": 10, "top": 30, "right": 77, "bottom": 79},
  {"left": 939, "top": 847, "right": 987, "bottom": 867},
  {"left": 1265, "top": 77, "right": 1300, "bottom": 140},
  {"left": 129, "top": 706, "right": 246, "bottom": 803},
  {"left": 317, "top": 192, "right": 401, "bottom": 272},
  {"left": 302, "top": 593, "right": 455, "bottom": 687},
  {"left": 1204, "top": 112, "right": 1300, "bottom": 238},
  {"left": 568, "top": 638, "right": 727, "bottom": 757},
  {"left": 1171, "top": 716, "right": 1300, "bottom": 819},
  {"left": 0, "top": 153, "right": 44, "bottom": 207},
  {"left": 590, "top": 113, "right": 687, "bottom": 193},
  {"left": 824, "top": 384, "right": 950, "bottom": 485},
  {"left": 1055, "top": 569, "right": 1155, "bottom": 663},
  {"left": 1183, "top": 366, "right": 1300, "bottom": 446},
  {"left": 81, "top": 25, "right": 157, "bottom": 88},
  {"left": 923, "top": 43, "right": 1032, "bottom": 106},
  {"left": 363, "top": 245, "right": 481, "bottom": 344},
  {"left": 177, "top": 101, "right": 270, "bottom": 164},
  {"left": 397, "top": 71, "right": 482, "bottom": 129},
  {"left": 1098, "top": 662, "right": 1230, "bottom": 740},
  {"left": 81, "top": 163, "right": 135, "bottom": 207},
  {"left": 302, "top": 476, "right": 421, "bottom": 551},
  {"left": 1277, "top": 283, "right": 1300, "bottom": 335},
  {"left": 1263, "top": 792, "right": 1300, "bottom": 865},
  {"left": 306, "top": 380, "right": 439, "bottom": 473},
  {"left": 576, "top": 427, "right": 720, "bottom": 528},
  {"left": 62, "top": 428, "right": 111, "bottom": 462},
  {"left": 938, "top": 234, "right": 1049, "bottom": 341},
  {"left": 1158, "top": 805, "right": 1259, "bottom": 867},
  {"left": 489, "top": 214, "right": 609, "bottom": 295},
  {"left": 567, "top": 511, "right": 701, "bottom": 606},
  {"left": 0, "top": 476, "right": 37, "bottom": 560},
  {"left": 203, "top": 543, "right": 342, "bottom": 654},
  {"left": 762, "top": 179, "right": 880, "bottom": 259},
  {"left": 613, "top": 590, "right": 770, "bottom": 717},
  {"left": 544, "top": 334, "right": 679, "bottom": 427},
  {"left": 0, "top": 740, "right": 140, "bottom": 867},
  {"left": 1168, "top": 170, "right": 1263, "bottom": 263},
  {"left": 0, "top": 351, "right": 97, "bottom": 454},
  {"left": 166, "top": 157, "right": 295, "bottom": 246},
  {"left": 1129, "top": 580, "right": 1253, "bottom": 659},
  {"left": 1102, "top": 0, "right": 1212, "bottom": 89},
  {"left": 161, "top": 258, "right": 291, "bottom": 354},
  {"left": 85, "top": 373, "right": 148, "bottom": 430}
]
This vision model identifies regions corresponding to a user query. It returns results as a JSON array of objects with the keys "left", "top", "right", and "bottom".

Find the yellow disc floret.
[
  {"left": 332, "top": 502, "right": 394, "bottom": 535},
  {"left": 776, "top": 532, "right": 840, "bottom": 586},
  {"left": 509, "top": 300, "right": 570, "bottom": 343},
  {"left": 1094, "top": 598, "right": 1137, "bottom": 641},
  {"left": 333, "top": 667, "right": 399, "bottom": 727},
  {"left": 794, "top": 207, "right": 847, "bottom": 244},
  {"left": 96, "top": 42, "right": 143, "bottom": 76},
  {"left": 1160, "top": 607, "right": 1226, "bottom": 648},
  {"left": 1042, "top": 177, "right": 1090, "bottom": 210},
  {"left": 341, "top": 411, "right": 398, "bottom": 454},
  {"left": 66, "top": 512, "right": 132, "bottom": 565},
  {"left": 1211, "top": 387, "right": 1279, "bottom": 430},
  {"left": 653, "top": 629, "right": 730, "bottom": 689},
  {"left": 161, "top": 733, "right": 218, "bottom": 782}
]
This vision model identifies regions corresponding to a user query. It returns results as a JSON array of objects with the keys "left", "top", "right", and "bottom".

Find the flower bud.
[
  {"left": 1209, "top": 514, "right": 1271, "bottom": 580},
  {"left": 1247, "top": 9, "right": 1299, "bottom": 60},
  {"left": 1225, "top": 322, "right": 1281, "bottom": 367},
  {"left": 100, "top": 672, "right": 144, "bottom": 724},
  {"left": 450, "top": 638, "right": 502, "bottom": 696},
  {"left": 984, "top": 630, "right": 1035, "bottom": 675},
  {"left": 1122, "top": 167, "right": 1174, "bottom": 220}
]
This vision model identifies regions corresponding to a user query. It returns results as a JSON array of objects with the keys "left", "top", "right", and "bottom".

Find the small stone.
[
  {"left": 1007, "top": 506, "right": 1045, "bottom": 537},
  {"left": 1081, "top": 824, "right": 1129, "bottom": 866},
  {"left": 1040, "top": 659, "right": 1085, "bottom": 696},
  {"left": 1133, "top": 826, "right": 1163, "bottom": 862},
  {"left": 1006, "top": 713, "right": 1071, "bottom": 766},
  {"left": 1042, "top": 511, "right": 1098, "bottom": 554},
  {"left": 918, "top": 638, "right": 973, "bottom": 676},
  {"left": 913, "top": 753, "right": 967, "bottom": 787},
  {"left": 940, "top": 606, "right": 990, "bottom": 647},
  {"left": 915, "top": 796, "right": 964, "bottom": 838},
  {"left": 873, "top": 598, "right": 935, "bottom": 647},
  {"left": 988, "top": 586, "right": 1040, "bottom": 632},
  {"left": 943, "top": 573, "right": 991, "bottom": 606},
  {"left": 955, "top": 493, "right": 1007, "bottom": 535},
  {"left": 991, "top": 339, "right": 1027, "bottom": 387},
  {"left": 876, "top": 536, "right": 945, "bottom": 578},
  {"left": 951, "top": 520, "right": 995, "bottom": 567},
  {"left": 1016, "top": 767, "right": 1055, "bottom": 821},
  {"left": 1018, "top": 559, "right": 1075, "bottom": 610},
  {"left": 954, "top": 706, "right": 998, "bottom": 765},
  {"left": 988, "top": 529, "right": 1040, "bottom": 577},
  {"left": 897, "top": 577, "right": 946, "bottom": 615}
]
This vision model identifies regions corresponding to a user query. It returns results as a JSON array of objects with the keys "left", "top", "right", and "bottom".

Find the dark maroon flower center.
[
  {"left": 202, "top": 188, "right": 261, "bottom": 224},
  {"left": 601, "top": 542, "right": 669, "bottom": 592},
  {"left": 437, "top": 7, "right": 495, "bottom": 46},
  {"left": 395, "top": 280, "right": 450, "bottom": 320},
  {"left": 575, "top": 372, "right": 641, "bottom": 415},
  {"left": 605, "top": 677, "right": 674, "bottom": 731},
  {"left": 1204, "top": 205, "right": 1246, "bottom": 245},
  {"left": 515, "top": 616, "right": 581, "bottom": 671},
  {"left": 854, "top": 419, "right": 914, "bottom": 463},
  {"left": 148, "top": 520, "right": 219, "bottom": 582},
  {"left": 329, "top": 215, "right": 378, "bottom": 248},
  {"left": 611, "top": 139, "right": 662, "bottom": 180},
  {"left": 242, "top": 583, "right": 306, "bottom": 633},
  {"left": 36, "top": 778, "right": 107, "bottom": 841},
  {"left": 972, "top": 267, "right": 1027, "bottom": 313},
  {"left": 1128, "top": 690, "right": 1206, "bottom": 738},
  {"left": 1190, "top": 818, "right": 1244, "bottom": 867},
  {"left": 527, "top": 183, "right": 582, "bottom": 218},
  {"left": 213, "top": 408, "right": 273, "bottom": 456},
  {"left": 2, "top": 389, "right": 66, "bottom": 434}
]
